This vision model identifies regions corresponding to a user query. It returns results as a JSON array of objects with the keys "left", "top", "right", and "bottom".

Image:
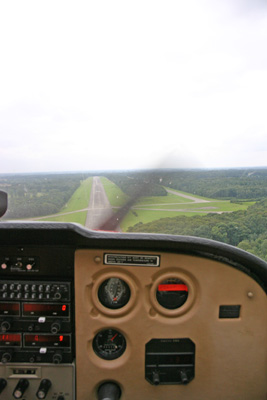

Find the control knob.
[
  {"left": 13, "top": 379, "right": 29, "bottom": 399},
  {"left": 1, "top": 320, "right": 11, "bottom": 332},
  {"left": 36, "top": 379, "right": 51, "bottom": 399},
  {"left": 152, "top": 371, "right": 160, "bottom": 385},
  {"left": 51, "top": 321, "right": 61, "bottom": 334},
  {"left": 180, "top": 370, "right": 189, "bottom": 384},
  {"left": 54, "top": 292, "right": 62, "bottom": 300},
  {"left": 1, "top": 351, "right": 13, "bottom": 363},
  {"left": 98, "top": 382, "right": 121, "bottom": 400},
  {"left": 52, "top": 352, "right": 62, "bottom": 364}
]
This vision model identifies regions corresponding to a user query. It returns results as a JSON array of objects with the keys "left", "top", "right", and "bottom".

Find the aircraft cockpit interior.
[
  {"left": 0, "top": 222, "right": 266, "bottom": 399},
  {"left": 1, "top": 2, "right": 267, "bottom": 399}
]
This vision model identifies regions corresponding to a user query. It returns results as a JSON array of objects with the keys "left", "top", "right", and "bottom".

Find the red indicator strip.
[{"left": 158, "top": 284, "right": 188, "bottom": 292}]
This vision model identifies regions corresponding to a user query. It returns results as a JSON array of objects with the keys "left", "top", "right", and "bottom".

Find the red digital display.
[
  {"left": 0, "top": 333, "right": 21, "bottom": 347},
  {"left": 24, "top": 334, "right": 70, "bottom": 348},
  {"left": 23, "top": 303, "right": 69, "bottom": 317},
  {"left": 0, "top": 302, "right": 20, "bottom": 316}
]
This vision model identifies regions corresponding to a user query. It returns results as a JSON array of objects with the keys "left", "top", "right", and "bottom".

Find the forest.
[
  {"left": 107, "top": 168, "right": 267, "bottom": 200},
  {"left": 128, "top": 199, "right": 267, "bottom": 261},
  {"left": 0, "top": 173, "right": 90, "bottom": 219},
  {"left": 107, "top": 169, "right": 267, "bottom": 261}
]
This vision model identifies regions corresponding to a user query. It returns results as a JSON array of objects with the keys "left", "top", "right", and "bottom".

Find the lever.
[
  {"left": 13, "top": 379, "right": 29, "bottom": 399},
  {"left": 0, "top": 379, "right": 7, "bottom": 394},
  {"left": 36, "top": 379, "right": 51, "bottom": 399},
  {"left": 98, "top": 382, "right": 121, "bottom": 400},
  {"left": 180, "top": 370, "right": 189, "bottom": 384}
]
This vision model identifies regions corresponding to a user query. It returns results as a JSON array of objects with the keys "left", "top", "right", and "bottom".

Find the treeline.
[
  {"left": 151, "top": 168, "right": 267, "bottom": 199},
  {"left": 106, "top": 168, "right": 267, "bottom": 200},
  {"left": 105, "top": 173, "right": 167, "bottom": 197},
  {"left": 0, "top": 173, "right": 89, "bottom": 219},
  {"left": 128, "top": 199, "right": 267, "bottom": 261}
]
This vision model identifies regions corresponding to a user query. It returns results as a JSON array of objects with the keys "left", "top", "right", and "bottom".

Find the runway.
[{"left": 85, "top": 176, "right": 113, "bottom": 230}]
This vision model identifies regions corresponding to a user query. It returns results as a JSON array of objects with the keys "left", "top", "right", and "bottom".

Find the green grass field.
[
  {"left": 100, "top": 177, "right": 129, "bottom": 206},
  {"left": 42, "top": 211, "right": 88, "bottom": 224},
  {"left": 39, "top": 177, "right": 92, "bottom": 225},
  {"left": 136, "top": 193, "right": 193, "bottom": 206},
  {"left": 36, "top": 176, "right": 255, "bottom": 231},
  {"left": 59, "top": 177, "right": 93, "bottom": 213},
  {"left": 120, "top": 209, "right": 208, "bottom": 231}
]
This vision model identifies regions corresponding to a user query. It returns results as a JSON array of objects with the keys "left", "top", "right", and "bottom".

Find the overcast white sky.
[{"left": 0, "top": 0, "right": 267, "bottom": 173}]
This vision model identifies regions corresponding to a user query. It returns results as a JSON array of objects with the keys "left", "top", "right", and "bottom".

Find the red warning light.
[
  {"left": 59, "top": 335, "right": 64, "bottom": 342},
  {"left": 62, "top": 305, "right": 67, "bottom": 311}
]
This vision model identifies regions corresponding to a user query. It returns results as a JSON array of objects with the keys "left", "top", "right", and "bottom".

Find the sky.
[{"left": 0, "top": 0, "right": 267, "bottom": 173}]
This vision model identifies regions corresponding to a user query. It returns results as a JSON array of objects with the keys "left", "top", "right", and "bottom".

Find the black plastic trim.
[{"left": 0, "top": 222, "right": 266, "bottom": 293}]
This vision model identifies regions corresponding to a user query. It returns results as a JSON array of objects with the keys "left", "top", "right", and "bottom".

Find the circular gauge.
[
  {"left": 156, "top": 278, "right": 188, "bottom": 309},
  {"left": 98, "top": 278, "right": 131, "bottom": 309},
  {"left": 93, "top": 329, "right": 126, "bottom": 360}
]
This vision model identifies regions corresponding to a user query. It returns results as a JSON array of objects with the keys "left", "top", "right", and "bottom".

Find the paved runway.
[{"left": 85, "top": 176, "right": 113, "bottom": 230}]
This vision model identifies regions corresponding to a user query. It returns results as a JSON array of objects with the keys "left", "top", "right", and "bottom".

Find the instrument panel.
[
  {"left": 75, "top": 249, "right": 266, "bottom": 400},
  {"left": 0, "top": 223, "right": 266, "bottom": 400}
]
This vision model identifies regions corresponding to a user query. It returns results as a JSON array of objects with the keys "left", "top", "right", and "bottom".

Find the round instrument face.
[
  {"left": 98, "top": 278, "right": 131, "bottom": 309},
  {"left": 156, "top": 278, "right": 188, "bottom": 309},
  {"left": 93, "top": 329, "right": 126, "bottom": 360}
]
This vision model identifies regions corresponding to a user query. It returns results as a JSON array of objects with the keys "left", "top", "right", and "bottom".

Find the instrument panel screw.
[
  {"left": 94, "top": 256, "right": 101, "bottom": 264},
  {"left": 247, "top": 291, "right": 254, "bottom": 298}
]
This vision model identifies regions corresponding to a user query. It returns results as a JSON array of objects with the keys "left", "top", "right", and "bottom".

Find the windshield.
[{"left": 1, "top": 1, "right": 267, "bottom": 260}]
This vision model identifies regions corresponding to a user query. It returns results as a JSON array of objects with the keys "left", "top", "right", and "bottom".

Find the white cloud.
[{"left": 0, "top": 0, "right": 266, "bottom": 172}]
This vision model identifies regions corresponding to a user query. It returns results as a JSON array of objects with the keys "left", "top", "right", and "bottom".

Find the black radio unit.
[{"left": 0, "top": 280, "right": 73, "bottom": 364}]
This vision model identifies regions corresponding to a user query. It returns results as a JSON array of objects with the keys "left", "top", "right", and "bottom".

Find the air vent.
[{"left": 219, "top": 305, "right": 241, "bottom": 319}]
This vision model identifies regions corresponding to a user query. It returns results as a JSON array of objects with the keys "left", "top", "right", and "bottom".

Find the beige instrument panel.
[{"left": 75, "top": 249, "right": 267, "bottom": 400}]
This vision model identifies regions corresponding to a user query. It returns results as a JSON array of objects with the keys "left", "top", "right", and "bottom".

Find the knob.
[
  {"left": 152, "top": 371, "right": 160, "bottom": 385},
  {"left": 1, "top": 320, "right": 11, "bottom": 332},
  {"left": 51, "top": 321, "right": 61, "bottom": 334},
  {"left": 0, "top": 379, "right": 7, "bottom": 394},
  {"left": 180, "top": 370, "right": 189, "bottom": 384},
  {"left": 36, "top": 379, "right": 51, "bottom": 399},
  {"left": 52, "top": 352, "right": 62, "bottom": 364},
  {"left": 1, "top": 351, "right": 13, "bottom": 363},
  {"left": 98, "top": 382, "right": 121, "bottom": 400},
  {"left": 13, "top": 379, "right": 29, "bottom": 399},
  {"left": 29, "top": 354, "right": 36, "bottom": 363}
]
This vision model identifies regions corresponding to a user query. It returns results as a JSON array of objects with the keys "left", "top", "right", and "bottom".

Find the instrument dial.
[
  {"left": 156, "top": 278, "right": 188, "bottom": 309},
  {"left": 98, "top": 278, "right": 130, "bottom": 309},
  {"left": 93, "top": 329, "right": 126, "bottom": 360}
]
